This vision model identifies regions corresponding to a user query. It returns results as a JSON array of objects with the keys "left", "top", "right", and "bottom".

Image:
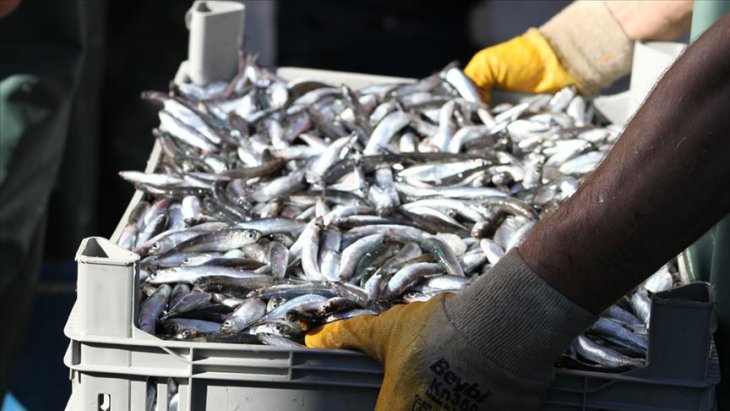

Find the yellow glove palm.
[
  {"left": 306, "top": 296, "right": 451, "bottom": 411},
  {"left": 464, "top": 28, "right": 577, "bottom": 102}
]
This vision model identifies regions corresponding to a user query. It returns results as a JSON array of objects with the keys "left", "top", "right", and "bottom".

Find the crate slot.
[{"left": 97, "top": 393, "right": 111, "bottom": 411}]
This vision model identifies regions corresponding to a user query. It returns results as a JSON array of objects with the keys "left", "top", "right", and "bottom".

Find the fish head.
[
  {"left": 244, "top": 229, "right": 262, "bottom": 242},
  {"left": 221, "top": 318, "right": 240, "bottom": 335},
  {"left": 149, "top": 242, "right": 162, "bottom": 254},
  {"left": 174, "top": 329, "right": 196, "bottom": 340},
  {"left": 266, "top": 297, "right": 285, "bottom": 312}
]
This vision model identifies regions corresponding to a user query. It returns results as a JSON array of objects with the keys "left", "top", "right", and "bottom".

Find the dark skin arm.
[{"left": 519, "top": 15, "right": 730, "bottom": 315}]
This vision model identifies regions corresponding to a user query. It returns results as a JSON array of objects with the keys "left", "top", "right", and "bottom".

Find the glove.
[
  {"left": 306, "top": 250, "right": 596, "bottom": 411},
  {"left": 465, "top": 1, "right": 634, "bottom": 102},
  {"left": 464, "top": 29, "right": 578, "bottom": 103}
]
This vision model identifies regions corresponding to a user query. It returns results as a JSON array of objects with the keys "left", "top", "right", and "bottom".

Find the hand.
[
  {"left": 464, "top": 29, "right": 577, "bottom": 103},
  {"left": 306, "top": 251, "right": 595, "bottom": 411},
  {"left": 306, "top": 294, "right": 548, "bottom": 410}
]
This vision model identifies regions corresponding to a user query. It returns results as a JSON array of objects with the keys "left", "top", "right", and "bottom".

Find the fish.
[
  {"left": 221, "top": 298, "right": 267, "bottom": 334},
  {"left": 164, "top": 318, "right": 221, "bottom": 339},
  {"left": 381, "top": 262, "right": 443, "bottom": 300},
  {"left": 148, "top": 266, "right": 269, "bottom": 284},
  {"left": 115, "top": 58, "right": 675, "bottom": 370},
  {"left": 338, "top": 234, "right": 386, "bottom": 281},
  {"left": 258, "top": 332, "right": 307, "bottom": 348},
  {"left": 146, "top": 378, "right": 157, "bottom": 411},
  {"left": 589, "top": 317, "right": 648, "bottom": 355},
  {"left": 138, "top": 284, "right": 171, "bottom": 334},
  {"left": 162, "top": 228, "right": 261, "bottom": 254},
  {"left": 630, "top": 289, "right": 653, "bottom": 326},
  {"left": 571, "top": 335, "right": 645, "bottom": 369}
]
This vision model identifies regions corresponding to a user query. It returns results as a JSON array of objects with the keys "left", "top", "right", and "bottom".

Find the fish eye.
[{"left": 223, "top": 320, "right": 232, "bottom": 327}]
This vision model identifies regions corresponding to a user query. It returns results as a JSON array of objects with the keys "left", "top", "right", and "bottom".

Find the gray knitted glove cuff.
[{"left": 444, "top": 249, "right": 597, "bottom": 382}]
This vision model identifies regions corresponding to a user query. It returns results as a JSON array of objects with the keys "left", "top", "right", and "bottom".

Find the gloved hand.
[
  {"left": 464, "top": 29, "right": 577, "bottom": 103},
  {"left": 306, "top": 250, "right": 596, "bottom": 411},
  {"left": 465, "top": 2, "right": 635, "bottom": 102}
]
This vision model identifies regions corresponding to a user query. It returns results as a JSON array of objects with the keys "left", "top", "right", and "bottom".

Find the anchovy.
[
  {"left": 136, "top": 213, "right": 169, "bottom": 247},
  {"left": 194, "top": 275, "right": 276, "bottom": 294},
  {"left": 259, "top": 294, "right": 329, "bottom": 323},
  {"left": 250, "top": 170, "right": 306, "bottom": 202},
  {"left": 148, "top": 266, "right": 269, "bottom": 284},
  {"left": 382, "top": 262, "right": 443, "bottom": 300},
  {"left": 169, "top": 283, "right": 191, "bottom": 310},
  {"left": 258, "top": 332, "right": 307, "bottom": 348},
  {"left": 164, "top": 318, "right": 221, "bottom": 339},
  {"left": 630, "top": 289, "right": 652, "bottom": 326},
  {"left": 118, "top": 224, "right": 138, "bottom": 250},
  {"left": 167, "top": 288, "right": 214, "bottom": 316},
  {"left": 138, "top": 284, "right": 171, "bottom": 334},
  {"left": 363, "top": 111, "right": 412, "bottom": 155},
  {"left": 221, "top": 298, "right": 266, "bottom": 334},
  {"left": 247, "top": 283, "right": 340, "bottom": 300},
  {"left": 119, "top": 171, "right": 187, "bottom": 188},
  {"left": 572, "top": 335, "right": 645, "bottom": 369},
  {"left": 642, "top": 265, "right": 674, "bottom": 293},
  {"left": 268, "top": 242, "right": 290, "bottom": 279},
  {"left": 338, "top": 234, "right": 386, "bottom": 281},
  {"left": 479, "top": 239, "right": 505, "bottom": 265},
  {"left": 164, "top": 228, "right": 261, "bottom": 254},
  {"left": 590, "top": 317, "right": 648, "bottom": 355},
  {"left": 418, "top": 237, "right": 464, "bottom": 277},
  {"left": 301, "top": 217, "right": 324, "bottom": 281},
  {"left": 604, "top": 304, "right": 644, "bottom": 327}
]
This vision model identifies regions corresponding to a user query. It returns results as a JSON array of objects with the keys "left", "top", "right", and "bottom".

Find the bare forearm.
[
  {"left": 605, "top": 0, "right": 693, "bottom": 41},
  {"left": 519, "top": 16, "right": 730, "bottom": 315}
]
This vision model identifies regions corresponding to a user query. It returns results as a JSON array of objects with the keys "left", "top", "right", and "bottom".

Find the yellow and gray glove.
[
  {"left": 306, "top": 250, "right": 596, "bottom": 411},
  {"left": 465, "top": 1, "right": 634, "bottom": 101}
]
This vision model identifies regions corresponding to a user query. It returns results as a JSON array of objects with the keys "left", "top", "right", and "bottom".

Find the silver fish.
[
  {"left": 165, "top": 229, "right": 261, "bottom": 254},
  {"left": 138, "top": 284, "right": 171, "bottom": 334},
  {"left": 572, "top": 335, "right": 644, "bottom": 369},
  {"left": 149, "top": 266, "right": 269, "bottom": 284},
  {"left": 338, "top": 234, "right": 386, "bottom": 281},
  {"left": 363, "top": 111, "right": 411, "bottom": 155},
  {"left": 221, "top": 298, "right": 266, "bottom": 334}
]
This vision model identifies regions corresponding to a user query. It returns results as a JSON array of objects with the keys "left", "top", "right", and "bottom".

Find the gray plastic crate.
[
  {"left": 65, "top": 67, "right": 720, "bottom": 411},
  {"left": 64, "top": 236, "right": 720, "bottom": 411}
]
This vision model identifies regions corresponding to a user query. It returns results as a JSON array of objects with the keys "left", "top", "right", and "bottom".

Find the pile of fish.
[{"left": 116, "top": 57, "right": 676, "bottom": 370}]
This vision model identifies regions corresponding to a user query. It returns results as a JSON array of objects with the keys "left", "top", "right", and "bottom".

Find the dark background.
[{"left": 7, "top": 1, "right": 581, "bottom": 409}]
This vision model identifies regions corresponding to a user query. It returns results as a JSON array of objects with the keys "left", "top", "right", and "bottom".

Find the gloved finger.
[
  {"left": 304, "top": 302, "right": 415, "bottom": 362},
  {"left": 305, "top": 296, "right": 448, "bottom": 362},
  {"left": 464, "top": 48, "right": 499, "bottom": 104}
]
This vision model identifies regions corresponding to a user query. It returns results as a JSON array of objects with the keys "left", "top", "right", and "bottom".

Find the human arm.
[
  {"left": 306, "top": 15, "right": 730, "bottom": 411},
  {"left": 605, "top": 1, "right": 693, "bottom": 41},
  {"left": 519, "top": 13, "right": 730, "bottom": 314},
  {"left": 465, "top": 0, "right": 694, "bottom": 98}
]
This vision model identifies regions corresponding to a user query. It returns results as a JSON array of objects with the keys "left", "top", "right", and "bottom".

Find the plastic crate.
[
  {"left": 64, "top": 67, "right": 720, "bottom": 411},
  {"left": 64, "top": 238, "right": 720, "bottom": 411},
  {"left": 64, "top": 236, "right": 721, "bottom": 411}
]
